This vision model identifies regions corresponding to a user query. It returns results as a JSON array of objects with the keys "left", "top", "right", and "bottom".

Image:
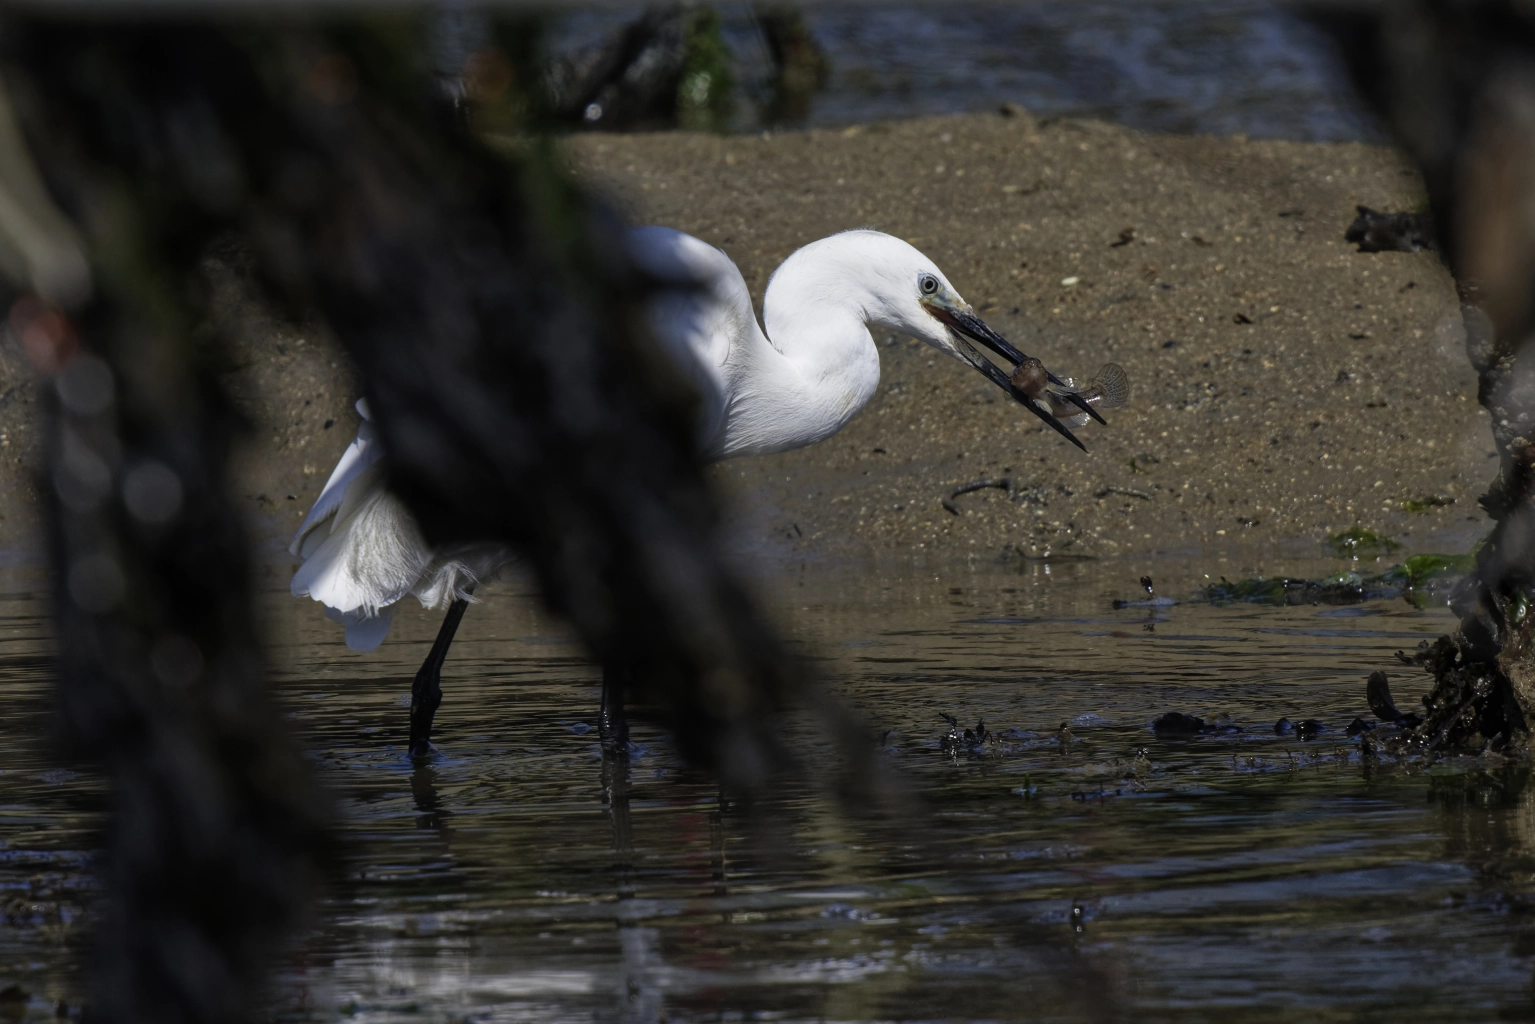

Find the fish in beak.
[
  {"left": 1011, "top": 357, "right": 1129, "bottom": 426},
  {"left": 922, "top": 300, "right": 1106, "bottom": 452}
]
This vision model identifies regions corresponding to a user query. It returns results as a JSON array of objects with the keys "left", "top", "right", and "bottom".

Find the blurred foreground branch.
[
  {"left": 755, "top": 3, "right": 830, "bottom": 124},
  {"left": 546, "top": 3, "right": 735, "bottom": 130},
  {"left": 1319, "top": 0, "right": 1535, "bottom": 749},
  {"left": 540, "top": 3, "right": 827, "bottom": 131},
  {"left": 0, "top": 12, "right": 826, "bottom": 1021}
]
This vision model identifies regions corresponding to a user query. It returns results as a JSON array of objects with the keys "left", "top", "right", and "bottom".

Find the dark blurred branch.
[
  {"left": 0, "top": 11, "right": 819, "bottom": 1021},
  {"left": 0, "top": 60, "right": 334, "bottom": 1024},
  {"left": 476, "top": 5, "right": 820, "bottom": 133},
  {"left": 545, "top": 4, "right": 735, "bottom": 131},
  {"left": 32, "top": 308, "right": 333, "bottom": 1024},
  {"left": 1314, "top": 0, "right": 1535, "bottom": 748},
  {"left": 6, "top": 2, "right": 809, "bottom": 792},
  {"left": 755, "top": 4, "right": 829, "bottom": 124}
]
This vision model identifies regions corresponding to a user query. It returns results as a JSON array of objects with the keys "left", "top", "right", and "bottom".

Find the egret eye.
[{"left": 919, "top": 274, "right": 939, "bottom": 295}]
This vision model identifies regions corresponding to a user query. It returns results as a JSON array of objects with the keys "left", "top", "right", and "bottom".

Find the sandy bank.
[
  {"left": 0, "top": 111, "right": 1490, "bottom": 575},
  {"left": 567, "top": 112, "right": 1487, "bottom": 568}
]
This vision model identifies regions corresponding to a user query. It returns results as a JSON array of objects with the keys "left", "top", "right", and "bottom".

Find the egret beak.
[
  {"left": 929, "top": 304, "right": 1107, "bottom": 428},
  {"left": 922, "top": 302, "right": 1097, "bottom": 451}
]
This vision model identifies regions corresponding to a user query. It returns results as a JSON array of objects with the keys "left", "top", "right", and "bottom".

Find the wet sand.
[
  {"left": 566, "top": 112, "right": 1486, "bottom": 568},
  {"left": 0, "top": 111, "right": 1490, "bottom": 574}
]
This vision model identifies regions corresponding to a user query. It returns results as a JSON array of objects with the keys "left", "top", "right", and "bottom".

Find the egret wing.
[
  {"left": 289, "top": 483, "right": 430, "bottom": 615},
  {"left": 289, "top": 398, "right": 385, "bottom": 558},
  {"left": 628, "top": 226, "right": 751, "bottom": 449}
]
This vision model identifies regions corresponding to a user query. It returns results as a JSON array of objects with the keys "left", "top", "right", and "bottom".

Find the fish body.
[{"left": 1009, "top": 357, "right": 1129, "bottom": 427}]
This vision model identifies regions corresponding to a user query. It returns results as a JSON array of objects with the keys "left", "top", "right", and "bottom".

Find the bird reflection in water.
[
  {"left": 410, "top": 762, "right": 452, "bottom": 836},
  {"left": 604, "top": 750, "right": 669, "bottom": 1021}
]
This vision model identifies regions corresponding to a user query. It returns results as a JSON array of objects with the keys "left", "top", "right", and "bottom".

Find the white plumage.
[
  {"left": 291, "top": 226, "right": 1071, "bottom": 649},
  {"left": 288, "top": 399, "right": 512, "bottom": 649}
]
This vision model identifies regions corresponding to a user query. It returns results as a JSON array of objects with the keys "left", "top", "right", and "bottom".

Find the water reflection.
[
  {"left": 5, "top": 555, "right": 1535, "bottom": 1020},
  {"left": 546, "top": 1, "right": 1376, "bottom": 142}
]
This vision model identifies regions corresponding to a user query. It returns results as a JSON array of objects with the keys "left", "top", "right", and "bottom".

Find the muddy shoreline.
[
  {"left": 567, "top": 112, "right": 1487, "bottom": 570},
  {"left": 0, "top": 111, "right": 1493, "bottom": 588}
]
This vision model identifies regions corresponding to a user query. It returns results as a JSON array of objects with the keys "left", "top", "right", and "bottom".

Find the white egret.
[{"left": 290, "top": 227, "right": 1113, "bottom": 755}]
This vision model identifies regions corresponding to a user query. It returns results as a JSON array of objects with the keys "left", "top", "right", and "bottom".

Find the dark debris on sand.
[
  {"left": 1363, "top": 647, "right": 1527, "bottom": 757},
  {"left": 937, "top": 713, "right": 1002, "bottom": 760},
  {"left": 1151, "top": 712, "right": 1247, "bottom": 739},
  {"left": 1344, "top": 205, "right": 1436, "bottom": 253}
]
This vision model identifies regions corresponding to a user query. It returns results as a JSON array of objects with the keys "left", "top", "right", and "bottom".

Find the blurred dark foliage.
[
  {"left": 1316, "top": 0, "right": 1535, "bottom": 750},
  {"left": 540, "top": 3, "right": 827, "bottom": 132},
  {"left": 545, "top": 3, "right": 735, "bottom": 131},
  {"left": 1, "top": 12, "right": 816, "bottom": 1021},
  {"left": 756, "top": 4, "right": 830, "bottom": 124}
]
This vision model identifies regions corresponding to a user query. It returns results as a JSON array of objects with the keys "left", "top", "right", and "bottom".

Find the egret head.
[
  {"left": 765, "top": 230, "right": 1101, "bottom": 448},
  {"left": 856, "top": 234, "right": 1098, "bottom": 449},
  {"left": 828, "top": 235, "right": 981, "bottom": 361}
]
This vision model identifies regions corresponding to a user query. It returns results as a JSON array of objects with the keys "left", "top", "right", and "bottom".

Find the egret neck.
[{"left": 717, "top": 233, "right": 936, "bottom": 458}]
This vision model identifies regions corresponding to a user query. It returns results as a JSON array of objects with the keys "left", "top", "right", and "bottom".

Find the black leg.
[
  {"left": 599, "top": 660, "right": 631, "bottom": 754},
  {"left": 409, "top": 592, "right": 472, "bottom": 758}
]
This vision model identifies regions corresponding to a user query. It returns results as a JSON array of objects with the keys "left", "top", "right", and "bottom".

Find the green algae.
[
  {"left": 1204, "top": 576, "right": 1292, "bottom": 604},
  {"left": 1400, "top": 494, "right": 1456, "bottom": 513},
  {"left": 676, "top": 7, "right": 735, "bottom": 132},
  {"left": 1203, "top": 553, "right": 1474, "bottom": 607},
  {"left": 1204, "top": 572, "right": 1382, "bottom": 606},
  {"left": 1401, "top": 552, "right": 1476, "bottom": 586},
  {"left": 1324, "top": 527, "right": 1401, "bottom": 560},
  {"left": 1372, "top": 553, "right": 1477, "bottom": 607}
]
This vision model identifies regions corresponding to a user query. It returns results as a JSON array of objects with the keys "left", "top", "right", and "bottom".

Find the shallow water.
[
  {"left": 4, "top": 552, "right": 1535, "bottom": 1022},
  {"left": 544, "top": 1, "right": 1378, "bottom": 142}
]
